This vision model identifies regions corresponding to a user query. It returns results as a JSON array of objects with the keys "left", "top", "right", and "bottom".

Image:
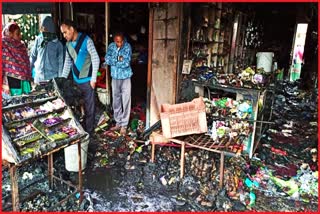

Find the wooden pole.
[
  {"left": 146, "top": 6, "right": 154, "bottom": 129},
  {"left": 77, "top": 141, "right": 83, "bottom": 204},
  {"left": 180, "top": 141, "right": 185, "bottom": 178},
  {"left": 105, "top": 2, "right": 111, "bottom": 106},
  {"left": 9, "top": 164, "right": 20, "bottom": 211},
  {"left": 48, "top": 153, "right": 54, "bottom": 189},
  {"left": 151, "top": 142, "right": 155, "bottom": 163},
  {"left": 219, "top": 152, "right": 225, "bottom": 189}
]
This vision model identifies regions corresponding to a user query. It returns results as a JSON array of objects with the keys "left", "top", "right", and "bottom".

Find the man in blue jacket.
[
  {"left": 30, "top": 16, "right": 64, "bottom": 83},
  {"left": 60, "top": 19, "right": 100, "bottom": 136},
  {"left": 105, "top": 32, "right": 132, "bottom": 135}
]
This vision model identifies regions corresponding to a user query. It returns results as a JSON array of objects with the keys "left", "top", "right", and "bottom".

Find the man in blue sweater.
[
  {"left": 60, "top": 19, "right": 100, "bottom": 136},
  {"left": 105, "top": 32, "right": 132, "bottom": 135}
]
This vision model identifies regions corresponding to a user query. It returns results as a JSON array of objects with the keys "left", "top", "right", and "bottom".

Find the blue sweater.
[
  {"left": 105, "top": 41, "right": 132, "bottom": 80},
  {"left": 62, "top": 33, "right": 100, "bottom": 84}
]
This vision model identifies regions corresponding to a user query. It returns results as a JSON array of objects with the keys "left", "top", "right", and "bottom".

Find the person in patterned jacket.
[
  {"left": 105, "top": 32, "right": 132, "bottom": 135},
  {"left": 2, "top": 22, "right": 31, "bottom": 96}
]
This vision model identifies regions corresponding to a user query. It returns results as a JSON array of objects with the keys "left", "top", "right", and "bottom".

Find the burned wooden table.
[
  {"left": 2, "top": 137, "right": 86, "bottom": 212},
  {"left": 150, "top": 132, "right": 236, "bottom": 189}
]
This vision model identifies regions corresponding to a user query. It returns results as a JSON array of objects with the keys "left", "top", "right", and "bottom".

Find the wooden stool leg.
[
  {"left": 48, "top": 153, "right": 54, "bottom": 189},
  {"left": 77, "top": 141, "right": 83, "bottom": 204},
  {"left": 219, "top": 152, "right": 225, "bottom": 189},
  {"left": 9, "top": 164, "right": 20, "bottom": 211},
  {"left": 180, "top": 142, "right": 186, "bottom": 179},
  {"left": 151, "top": 142, "right": 155, "bottom": 163}
]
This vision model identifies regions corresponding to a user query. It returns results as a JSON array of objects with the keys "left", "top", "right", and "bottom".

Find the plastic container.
[
  {"left": 10, "top": 88, "right": 22, "bottom": 96},
  {"left": 256, "top": 52, "right": 274, "bottom": 72},
  {"left": 97, "top": 88, "right": 108, "bottom": 105},
  {"left": 160, "top": 97, "right": 208, "bottom": 138},
  {"left": 64, "top": 139, "right": 89, "bottom": 172}
]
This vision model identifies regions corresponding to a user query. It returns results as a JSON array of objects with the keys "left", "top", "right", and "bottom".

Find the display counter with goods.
[
  {"left": 193, "top": 81, "right": 272, "bottom": 158},
  {"left": 178, "top": 3, "right": 274, "bottom": 159},
  {"left": 2, "top": 79, "right": 88, "bottom": 211}
]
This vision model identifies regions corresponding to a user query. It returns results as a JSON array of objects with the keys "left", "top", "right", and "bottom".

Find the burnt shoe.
[
  {"left": 120, "top": 127, "right": 127, "bottom": 135},
  {"left": 110, "top": 125, "right": 121, "bottom": 131}
]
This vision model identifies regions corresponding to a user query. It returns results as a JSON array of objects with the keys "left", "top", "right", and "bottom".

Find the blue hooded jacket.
[{"left": 30, "top": 16, "right": 64, "bottom": 83}]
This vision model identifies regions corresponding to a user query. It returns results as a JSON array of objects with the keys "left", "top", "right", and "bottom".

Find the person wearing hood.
[
  {"left": 105, "top": 32, "right": 133, "bottom": 135},
  {"left": 2, "top": 22, "right": 31, "bottom": 96},
  {"left": 30, "top": 16, "right": 64, "bottom": 84}
]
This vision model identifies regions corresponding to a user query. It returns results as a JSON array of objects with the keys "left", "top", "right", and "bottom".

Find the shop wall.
[{"left": 149, "top": 3, "right": 182, "bottom": 125}]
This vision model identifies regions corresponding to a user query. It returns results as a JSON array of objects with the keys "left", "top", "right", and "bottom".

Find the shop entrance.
[
  {"left": 109, "top": 3, "right": 149, "bottom": 114},
  {"left": 289, "top": 23, "right": 308, "bottom": 81},
  {"left": 71, "top": 2, "right": 149, "bottom": 123}
]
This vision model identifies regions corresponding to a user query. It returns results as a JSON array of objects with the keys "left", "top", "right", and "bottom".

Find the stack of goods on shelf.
[
  {"left": 187, "top": 3, "right": 234, "bottom": 82},
  {"left": 184, "top": 3, "right": 271, "bottom": 91},
  {"left": 204, "top": 97, "right": 254, "bottom": 155},
  {"left": 211, "top": 67, "right": 272, "bottom": 89},
  {"left": 2, "top": 80, "right": 88, "bottom": 164},
  {"left": 3, "top": 98, "right": 65, "bottom": 123}
]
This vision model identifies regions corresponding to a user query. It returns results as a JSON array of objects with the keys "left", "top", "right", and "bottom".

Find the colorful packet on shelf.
[
  {"left": 48, "top": 132, "right": 69, "bottom": 141},
  {"left": 43, "top": 117, "right": 63, "bottom": 127},
  {"left": 60, "top": 126, "right": 78, "bottom": 137}
]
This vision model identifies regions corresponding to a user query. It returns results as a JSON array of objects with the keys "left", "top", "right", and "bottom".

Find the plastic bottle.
[{"left": 211, "top": 121, "right": 217, "bottom": 140}]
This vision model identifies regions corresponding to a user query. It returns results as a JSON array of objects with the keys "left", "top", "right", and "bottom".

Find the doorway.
[
  {"left": 109, "top": 3, "right": 149, "bottom": 122},
  {"left": 289, "top": 23, "right": 308, "bottom": 81}
]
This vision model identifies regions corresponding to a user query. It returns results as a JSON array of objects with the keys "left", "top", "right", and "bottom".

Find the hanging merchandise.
[
  {"left": 214, "top": 7, "right": 221, "bottom": 29},
  {"left": 218, "top": 56, "right": 224, "bottom": 67},
  {"left": 219, "top": 31, "right": 224, "bottom": 43},
  {"left": 213, "top": 30, "right": 220, "bottom": 42},
  {"left": 201, "top": 5, "right": 209, "bottom": 28},
  {"left": 218, "top": 43, "right": 224, "bottom": 55},
  {"left": 208, "top": 27, "right": 214, "bottom": 42},
  {"left": 212, "top": 43, "right": 219, "bottom": 54},
  {"left": 211, "top": 55, "right": 218, "bottom": 68},
  {"left": 244, "top": 21, "right": 263, "bottom": 49},
  {"left": 214, "top": 18, "right": 221, "bottom": 29}
]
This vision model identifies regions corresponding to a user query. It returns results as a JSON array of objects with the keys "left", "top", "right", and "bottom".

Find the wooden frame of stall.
[
  {"left": 2, "top": 138, "right": 84, "bottom": 212},
  {"left": 1, "top": 80, "right": 87, "bottom": 211}
]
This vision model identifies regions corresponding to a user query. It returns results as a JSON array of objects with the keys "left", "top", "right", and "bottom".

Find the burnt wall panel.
[
  {"left": 154, "top": 21, "right": 166, "bottom": 39},
  {"left": 167, "top": 3, "right": 179, "bottom": 19},
  {"left": 167, "top": 20, "right": 179, "bottom": 39},
  {"left": 150, "top": 3, "right": 182, "bottom": 125},
  {"left": 154, "top": 6, "right": 167, "bottom": 20}
]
